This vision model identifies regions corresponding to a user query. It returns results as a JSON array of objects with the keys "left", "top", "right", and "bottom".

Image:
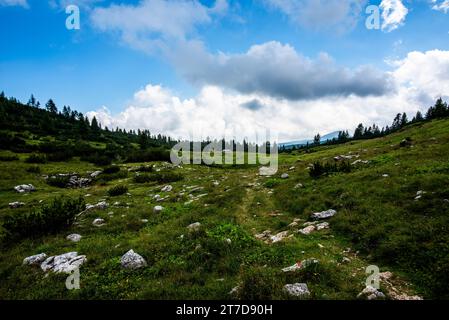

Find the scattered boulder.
[
  {"left": 187, "top": 222, "right": 201, "bottom": 232},
  {"left": 316, "top": 222, "right": 330, "bottom": 231},
  {"left": 259, "top": 166, "right": 277, "bottom": 176},
  {"left": 382, "top": 174, "right": 389, "bottom": 178},
  {"left": 400, "top": 138, "right": 412, "bottom": 148},
  {"left": 9, "top": 201, "right": 25, "bottom": 209},
  {"left": 120, "top": 249, "right": 147, "bottom": 270},
  {"left": 23, "top": 253, "right": 47, "bottom": 266},
  {"left": 357, "top": 286, "right": 386, "bottom": 300},
  {"left": 299, "top": 226, "right": 316, "bottom": 235},
  {"left": 67, "top": 175, "right": 91, "bottom": 188},
  {"left": 90, "top": 171, "right": 103, "bottom": 178},
  {"left": 294, "top": 183, "right": 304, "bottom": 189},
  {"left": 255, "top": 230, "right": 272, "bottom": 241},
  {"left": 284, "top": 283, "right": 310, "bottom": 298},
  {"left": 40, "top": 252, "right": 87, "bottom": 273},
  {"left": 270, "top": 231, "right": 289, "bottom": 243},
  {"left": 86, "top": 201, "right": 108, "bottom": 211},
  {"left": 153, "top": 205, "right": 164, "bottom": 214},
  {"left": 282, "top": 259, "right": 319, "bottom": 272},
  {"left": 92, "top": 218, "right": 105, "bottom": 227},
  {"left": 311, "top": 209, "right": 337, "bottom": 220},
  {"left": 281, "top": 173, "right": 289, "bottom": 179},
  {"left": 66, "top": 234, "right": 82, "bottom": 242},
  {"left": 161, "top": 185, "right": 173, "bottom": 192},
  {"left": 14, "top": 184, "right": 36, "bottom": 193}
]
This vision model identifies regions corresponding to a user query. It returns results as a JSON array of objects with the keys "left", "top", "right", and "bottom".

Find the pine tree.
[
  {"left": 353, "top": 124, "right": 364, "bottom": 140},
  {"left": 27, "top": 94, "right": 36, "bottom": 107},
  {"left": 45, "top": 99, "right": 57, "bottom": 113},
  {"left": 313, "top": 133, "right": 321, "bottom": 145}
]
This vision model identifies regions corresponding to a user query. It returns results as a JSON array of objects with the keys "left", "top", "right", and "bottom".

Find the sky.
[{"left": 1, "top": 0, "right": 449, "bottom": 142}]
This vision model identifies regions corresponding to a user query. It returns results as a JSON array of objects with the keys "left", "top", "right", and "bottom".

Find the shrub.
[
  {"left": 0, "top": 154, "right": 19, "bottom": 161},
  {"left": 264, "top": 179, "right": 281, "bottom": 188},
  {"left": 25, "top": 153, "right": 47, "bottom": 164},
  {"left": 1, "top": 197, "right": 85, "bottom": 243},
  {"left": 103, "top": 165, "right": 121, "bottom": 174},
  {"left": 134, "top": 171, "right": 183, "bottom": 184},
  {"left": 238, "top": 267, "right": 283, "bottom": 300},
  {"left": 26, "top": 165, "right": 41, "bottom": 174},
  {"left": 81, "top": 153, "right": 112, "bottom": 166},
  {"left": 107, "top": 184, "right": 128, "bottom": 197},
  {"left": 46, "top": 175, "right": 71, "bottom": 188},
  {"left": 137, "top": 165, "right": 153, "bottom": 172},
  {"left": 46, "top": 151, "right": 73, "bottom": 162},
  {"left": 125, "top": 148, "right": 171, "bottom": 163},
  {"left": 309, "top": 161, "right": 351, "bottom": 179}
]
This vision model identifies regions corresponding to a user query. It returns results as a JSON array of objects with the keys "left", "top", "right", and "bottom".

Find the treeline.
[
  {"left": 0, "top": 92, "right": 176, "bottom": 164},
  {"left": 281, "top": 98, "right": 449, "bottom": 152}
]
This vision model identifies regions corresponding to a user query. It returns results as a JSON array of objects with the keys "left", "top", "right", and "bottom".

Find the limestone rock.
[
  {"left": 66, "top": 234, "right": 82, "bottom": 242},
  {"left": 121, "top": 249, "right": 147, "bottom": 270},
  {"left": 153, "top": 205, "right": 164, "bottom": 214},
  {"left": 14, "top": 184, "right": 36, "bottom": 193},
  {"left": 187, "top": 222, "right": 201, "bottom": 232},
  {"left": 9, "top": 201, "right": 25, "bottom": 209},
  {"left": 40, "top": 252, "right": 86, "bottom": 273},
  {"left": 23, "top": 253, "right": 47, "bottom": 266},
  {"left": 284, "top": 283, "right": 310, "bottom": 298},
  {"left": 311, "top": 209, "right": 337, "bottom": 220}
]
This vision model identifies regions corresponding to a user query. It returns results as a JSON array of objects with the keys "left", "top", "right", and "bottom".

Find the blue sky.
[{"left": 1, "top": 0, "right": 449, "bottom": 141}]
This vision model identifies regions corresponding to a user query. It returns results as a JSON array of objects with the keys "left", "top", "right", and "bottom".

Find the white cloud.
[
  {"left": 380, "top": 0, "right": 408, "bottom": 32},
  {"left": 168, "top": 40, "right": 394, "bottom": 100},
  {"left": 431, "top": 0, "right": 449, "bottom": 13},
  {"left": 264, "top": 0, "right": 367, "bottom": 32},
  {"left": 90, "top": 0, "right": 227, "bottom": 53},
  {"left": 0, "top": 0, "right": 28, "bottom": 8},
  {"left": 87, "top": 50, "right": 449, "bottom": 142}
]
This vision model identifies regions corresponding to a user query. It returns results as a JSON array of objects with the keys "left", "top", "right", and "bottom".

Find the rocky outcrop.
[
  {"left": 23, "top": 253, "right": 47, "bottom": 266},
  {"left": 284, "top": 283, "right": 310, "bottom": 298},
  {"left": 311, "top": 209, "right": 337, "bottom": 220},
  {"left": 66, "top": 234, "right": 82, "bottom": 242},
  {"left": 40, "top": 252, "right": 87, "bottom": 273},
  {"left": 120, "top": 250, "right": 147, "bottom": 270}
]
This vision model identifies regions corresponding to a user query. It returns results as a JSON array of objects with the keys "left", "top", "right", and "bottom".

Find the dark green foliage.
[
  {"left": 81, "top": 153, "right": 112, "bottom": 166},
  {"left": 237, "top": 267, "right": 283, "bottom": 300},
  {"left": 107, "top": 185, "right": 128, "bottom": 197},
  {"left": 309, "top": 161, "right": 351, "bottom": 178},
  {"left": 264, "top": 178, "right": 281, "bottom": 188},
  {"left": 125, "top": 148, "right": 171, "bottom": 163},
  {"left": 133, "top": 174, "right": 152, "bottom": 183},
  {"left": 1, "top": 197, "right": 85, "bottom": 243},
  {"left": 0, "top": 154, "right": 19, "bottom": 161},
  {"left": 46, "top": 175, "right": 71, "bottom": 188},
  {"left": 137, "top": 165, "right": 153, "bottom": 172},
  {"left": 26, "top": 165, "right": 41, "bottom": 174},
  {"left": 134, "top": 171, "right": 183, "bottom": 184},
  {"left": 102, "top": 165, "right": 121, "bottom": 174},
  {"left": 25, "top": 153, "right": 47, "bottom": 164}
]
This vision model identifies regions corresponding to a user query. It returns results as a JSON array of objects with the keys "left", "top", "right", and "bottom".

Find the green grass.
[{"left": 1, "top": 119, "right": 448, "bottom": 299}]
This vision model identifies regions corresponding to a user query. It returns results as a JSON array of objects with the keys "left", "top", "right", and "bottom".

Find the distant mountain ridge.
[{"left": 279, "top": 131, "right": 342, "bottom": 149}]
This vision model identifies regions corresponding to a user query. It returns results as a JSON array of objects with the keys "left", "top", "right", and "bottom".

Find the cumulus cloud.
[
  {"left": 0, "top": 0, "right": 28, "bottom": 8},
  {"left": 430, "top": 0, "right": 449, "bottom": 13},
  {"left": 87, "top": 50, "right": 449, "bottom": 142},
  {"left": 169, "top": 41, "right": 394, "bottom": 101},
  {"left": 264, "top": 0, "right": 367, "bottom": 32},
  {"left": 90, "top": 0, "right": 227, "bottom": 53},
  {"left": 380, "top": 0, "right": 408, "bottom": 32}
]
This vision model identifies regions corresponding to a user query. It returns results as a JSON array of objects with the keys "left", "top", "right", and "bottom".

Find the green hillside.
[{"left": 1, "top": 97, "right": 449, "bottom": 299}]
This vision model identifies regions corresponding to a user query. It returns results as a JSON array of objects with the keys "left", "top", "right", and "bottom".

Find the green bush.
[
  {"left": 264, "top": 179, "right": 281, "bottom": 188},
  {"left": 103, "top": 165, "right": 121, "bottom": 174},
  {"left": 46, "top": 175, "right": 71, "bottom": 188},
  {"left": 133, "top": 171, "right": 182, "bottom": 184},
  {"left": 107, "top": 184, "right": 128, "bottom": 197},
  {"left": 1, "top": 197, "right": 85, "bottom": 243},
  {"left": 0, "top": 154, "right": 19, "bottom": 161},
  {"left": 309, "top": 161, "right": 351, "bottom": 179},
  {"left": 25, "top": 153, "right": 47, "bottom": 164},
  {"left": 237, "top": 267, "right": 283, "bottom": 300},
  {"left": 81, "top": 153, "right": 112, "bottom": 166},
  {"left": 26, "top": 165, "right": 41, "bottom": 174},
  {"left": 125, "top": 148, "right": 171, "bottom": 163}
]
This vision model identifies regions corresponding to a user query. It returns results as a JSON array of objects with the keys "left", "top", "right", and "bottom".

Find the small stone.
[
  {"left": 294, "top": 183, "right": 304, "bottom": 189},
  {"left": 9, "top": 201, "right": 25, "bottom": 209},
  {"left": 299, "top": 226, "right": 316, "bottom": 235},
  {"left": 187, "top": 222, "right": 201, "bottom": 232},
  {"left": 92, "top": 218, "right": 105, "bottom": 227},
  {"left": 161, "top": 185, "right": 173, "bottom": 192},
  {"left": 120, "top": 249, "right": 147, "bottom": 270},
  {"left": 316, "top": 222, "right": 330, "bottom": 230},
  {"left": 153, "top": 205, "right": 164, "bottom": 214},
  {"left": 14, "top": 184, "right": 36, "bottom": 193},
  {"left": 23, "top": 253, "right": 47, "bottom": 266},
  {"left": 270, "top": 231, "right": 289, "bottom": 243},
  {"left": 66, "top": 234, "right": 82, "bottom": 242},
  {"left": 311, "top": 209, "right": 337, "bottom": 220},
  {"left": 281, "top": 173, "right": 289, "bottom": 179},
  {"left": 284, "top": 283, "right": 310, "bottom": 298},
  {"left": 357, "top": 286, "right": 386, "bottom": 300}
]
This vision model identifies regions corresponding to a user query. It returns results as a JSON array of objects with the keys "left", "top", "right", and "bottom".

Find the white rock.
[
  {"left": 284, "top": 283, "right": 310, "bottom": 298},
  {"left": 187, "top": 222, "right": 201, "bottom": 232},
  {"left": 270, "top": 231, "right": 289, "bottom": 243},
  {"left": 92, "top": 218, "right": 105, "bottom": 227},
  {"left": 316, "top": 222, "right": 330, "bottom": 230},
  {"left": 40, "top": 252, "right": 86, "bottom": 273},
  {"left": 14, "top": 184, "right": 36, "bottom": 193},
  {"left": 9, "top": 201, "right": 25, "bottom": 209},
  {"left": 66, "top": 234, "right": 82, "bottom": 242},
  {"left": 259, "top": 166, "right": 277, "bottom": 176},
  {"left": 90, "top": 171, "right": 103, "bottom": 178},
  {"left": 357, "top": 286, "right": 386, "bottom": 300},
  {"left": 161, "top": 185, "right": 173, "bottom": 192},
  {"left": 294, "top": 183, "right": 304, "bottom": 189},
  {"left": 382, "top": 174, "right": 389, "bottom": 178},
  {"left": 141, "top": 219, "right": 149, "bottom": 223},
  {"left": 86, "top": 201, "right": 108, "bottom": 211},
  {"left": 153, "top": 205, "right": 164, "bottom": 214},
  {"left": 281, "top": 173, "right": 289, "bottom": 179},
  {"left": 120, "top": 249, "right": 147, "bottom": 270},
  {"left": 23, "top": 253, "right": 47, "bottom": 266},
  {"left": 311, "top": 209, "right": 337, "bottom": 220},
  {"left": 299, "top": 226, "right": 316, "bottom": 235}
]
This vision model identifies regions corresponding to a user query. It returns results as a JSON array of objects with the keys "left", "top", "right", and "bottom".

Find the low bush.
[
  {"left": 81, "top": 153, "right": 112, "bottom": 166},
  {"left": 125, "top": 148, "right": 171, "bottom": 163},
  {"left": 107, "top": 184, "right": 128, "bottom": 197},
  {"left": 103, "top": 165, "right": 121, "bottom": 174},
  {"left": 46, "top": 175, "right": 71, "bottom": 188},
  {"left": 309, "top": 161, "right": 351, "bottom": 179},
  {"left": 264, "top": 179, "right": 281, "bottom": 188},
  {"left": 0, "top": 154, "right": 19, "bottom": 161},
  {"left": 25, "top": 153, "right": 47, "bottom": 164},
  {"left": 134, "top": 171, "right": 183, "bottom": 184},
  {"left": 26, "top": 165, "right": 41, "bottom": 174},
  {"left": 1, "top": 197, "right": 85, "bottom": 243}
]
